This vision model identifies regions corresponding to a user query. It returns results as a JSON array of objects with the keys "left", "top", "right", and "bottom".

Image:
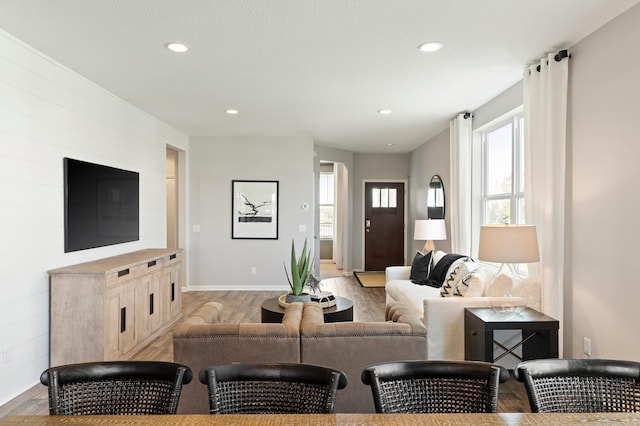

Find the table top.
[
  {"left": 465, "top": 307, "right": 559, "bottom": 327},
  {"left": 261, "top": 295, "right": 353, "bottom": 314},
  {"left": 4, "top": 413, "right": 640, "bottom": 425}
]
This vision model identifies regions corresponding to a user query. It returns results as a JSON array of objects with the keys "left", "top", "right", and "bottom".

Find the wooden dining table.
[{"left": 2, "top": 413, "right": 640, "bottom": 425}]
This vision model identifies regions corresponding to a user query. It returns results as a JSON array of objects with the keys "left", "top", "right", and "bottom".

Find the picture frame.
[{"left": 231, "top": 180, "right": 279, "bottom": 239}]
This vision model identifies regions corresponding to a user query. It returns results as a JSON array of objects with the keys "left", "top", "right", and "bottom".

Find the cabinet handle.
[
  {"left": 118, "top": 269, "right": 130, "bottom": 277},
  {"left": 170, "top": 254, "right": 177, "bottom": 260},
  {"left": 149, "top": 293, "right": 154, "bottom": 315},
  {"left": 121, "top": 307, "right": 126, "bottom": 333},
  {"left": 171, "top": 283, "right": 175, "bottom": 302},
  {"left": 147, "top": 260, "right": 156, "bottom": 268}
]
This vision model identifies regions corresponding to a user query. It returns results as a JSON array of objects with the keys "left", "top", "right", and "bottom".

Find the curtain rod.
[{"left": 535, "top": 49, "right": 570, "bottom": 72}]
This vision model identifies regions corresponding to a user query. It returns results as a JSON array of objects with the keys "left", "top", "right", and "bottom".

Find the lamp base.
[{"left": 486, "top": 264, "right": 527, "bottom": 315}]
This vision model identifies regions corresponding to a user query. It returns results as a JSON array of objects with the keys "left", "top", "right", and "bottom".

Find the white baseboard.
[{"left": 183, "top": 284, "right": 290, "bottom": 292}]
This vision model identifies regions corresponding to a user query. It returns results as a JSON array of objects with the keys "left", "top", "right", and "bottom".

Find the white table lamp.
[
  {"left": 414, "top": 219, "right": 447, "bottom": 253},
  {"left": 478, "top": 224, "right": 539, "bottom": 313}
]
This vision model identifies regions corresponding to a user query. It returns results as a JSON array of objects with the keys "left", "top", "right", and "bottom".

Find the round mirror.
[{"left": 427, "top": 175, "right": 445, "bottom": 219}]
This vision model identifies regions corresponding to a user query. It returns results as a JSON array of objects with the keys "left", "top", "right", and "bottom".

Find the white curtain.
[
  {"left": 449, "top": 113, "right": 473, "bottom": 255},
  {"left": 524, "top": 53, "right": 569, "bottom": 333},
  {"left": 333, "top": 163, "right": 348, "bottom": 270}
]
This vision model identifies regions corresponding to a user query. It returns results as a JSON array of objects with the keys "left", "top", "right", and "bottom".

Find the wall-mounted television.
[{"left": 64, "top": 158, "right": 140, "bottom": 253}]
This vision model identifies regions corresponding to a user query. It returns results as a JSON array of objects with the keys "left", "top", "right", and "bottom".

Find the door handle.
[{"left": 366, "top": 219, "right": 371, "bottom": 232}]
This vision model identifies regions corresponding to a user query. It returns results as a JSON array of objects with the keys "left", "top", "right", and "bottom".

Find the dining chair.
[
  {"left": 198, "top": 363, "right": 348, "bottom": 414},
  {"left": 361, "top": 360, "right": 509, "bottom": 413},
  {"left": 514, "top": 358, "right": 640, "bottom": 413},
  {"left": 40, "top": 361, "right": 193, "bottom": 415}
]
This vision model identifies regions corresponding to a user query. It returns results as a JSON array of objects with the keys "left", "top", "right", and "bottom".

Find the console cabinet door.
[
  {"left": 162, "top": 264, "right": 181, "bottom": 322},
  {"left": 104, "top": 287, "right": 122, "bottom": 360},
  {"left": 104, "top": 280, "right": 137, "bottom": 359},
  {"left": 120, "top": 279, "right": 138, "bottom": 354},
  {"left": 138, "top": 271, "right": 162, "bottom": 336}
]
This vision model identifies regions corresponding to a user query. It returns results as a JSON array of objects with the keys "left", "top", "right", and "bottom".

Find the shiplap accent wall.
[{"left": 0, "top": 29, "right": 188, "bottom": 405}]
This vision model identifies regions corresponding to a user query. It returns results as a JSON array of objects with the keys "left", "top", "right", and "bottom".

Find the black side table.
[
  {"left": 464, "top": 307, "right": 559, "bottom": 363},
  {"left": 261, "top": 296, "right": 353, "bottom": 323}
]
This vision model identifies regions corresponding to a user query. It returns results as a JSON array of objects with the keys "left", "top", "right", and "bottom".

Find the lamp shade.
[
  {"left": 478, "top": 224, "right": 539, "bottom": 263},
  {"left": 414, "top": 219, "right": 447, "bottom": 241}
]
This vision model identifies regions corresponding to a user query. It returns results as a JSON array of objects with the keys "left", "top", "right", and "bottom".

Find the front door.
[{"left": 364, "top": 182, "right": 405, "bottom": 271}]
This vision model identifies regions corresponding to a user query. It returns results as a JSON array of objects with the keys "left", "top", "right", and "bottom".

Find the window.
[
  {"left": 480, "top": 110, "right": 524, "bottom": 225},
  {"left": 319, "top": 172, "right": 334, "bottom": 239},
  {"left": 371, "top": 187, "right": 397, "bottom": 209}
]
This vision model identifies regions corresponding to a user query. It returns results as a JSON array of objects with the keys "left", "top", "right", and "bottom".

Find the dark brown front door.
[{"left": 364, "top": 182, "right": 405, "bottom": 271}]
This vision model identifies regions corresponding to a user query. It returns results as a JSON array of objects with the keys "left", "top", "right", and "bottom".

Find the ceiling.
[{"left": 1, "top": 1, "right": 637, "bottom": 153}]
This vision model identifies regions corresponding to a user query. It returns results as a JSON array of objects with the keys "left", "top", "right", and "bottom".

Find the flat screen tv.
[{"left": 64, "top": 158, "right": 140, "bottom": 253}]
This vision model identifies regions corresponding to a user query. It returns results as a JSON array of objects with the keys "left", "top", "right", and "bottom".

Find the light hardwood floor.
[{"left": 0, "top": 274, "right": 529, "bottom": 417}]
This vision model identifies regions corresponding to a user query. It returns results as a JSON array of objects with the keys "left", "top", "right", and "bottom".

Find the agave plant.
[{"left": 283, "top": 238, "right": 314, "bottom": 296}]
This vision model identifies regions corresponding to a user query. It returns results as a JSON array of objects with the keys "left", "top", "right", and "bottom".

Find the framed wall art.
[{"left": 231, "top": 180, "right": 279, "bottom": 239}]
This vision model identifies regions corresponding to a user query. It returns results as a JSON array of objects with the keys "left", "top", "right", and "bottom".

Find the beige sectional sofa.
[{"left": 172, "top": 300, "right": 426, "bottom": 413}]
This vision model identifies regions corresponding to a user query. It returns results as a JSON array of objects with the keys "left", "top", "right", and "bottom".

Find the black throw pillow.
[{"left": 410, "top": 251, "right": 432, "bottom": 284}]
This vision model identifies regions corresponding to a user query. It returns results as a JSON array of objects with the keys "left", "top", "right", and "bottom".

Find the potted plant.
[{"left": 283, "top": 238, "right": 314, "bottom": 303}]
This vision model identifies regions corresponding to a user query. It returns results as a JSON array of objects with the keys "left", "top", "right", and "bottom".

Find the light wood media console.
[{"left": 48, "top": 249, "right": 183, "bottom": 366}]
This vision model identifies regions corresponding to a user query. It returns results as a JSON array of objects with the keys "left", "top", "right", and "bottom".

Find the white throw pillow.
[{"left": 457, "top": 268, "right": 486, "bottom": 297}]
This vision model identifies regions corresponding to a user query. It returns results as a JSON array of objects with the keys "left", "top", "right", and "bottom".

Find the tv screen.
[{"left": 64, "top": 158, "right": 140, "bottom": 253}]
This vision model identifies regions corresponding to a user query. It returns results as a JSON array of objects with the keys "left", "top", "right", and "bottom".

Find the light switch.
[
  {"left": 299, "top": 224, "right": 306, "bottom": 232},
  {"left": 192, "top": 225, "right": 201, "bottom": 232}
]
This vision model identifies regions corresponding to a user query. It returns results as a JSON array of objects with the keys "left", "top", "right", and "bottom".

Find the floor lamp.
[
  {"left": 478, "top": 224, "right": 539, "bottom": 313},
  {"left": 414, "top": 219, "right": 447, "bottom": 254}
]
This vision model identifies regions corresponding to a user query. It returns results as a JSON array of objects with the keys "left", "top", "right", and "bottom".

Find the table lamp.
[
  {"left": 414, "top": 219, "right": 447, "bottom": 254},
  {"left": 477, "top": 224, "right": 539, "bottom": 313}
]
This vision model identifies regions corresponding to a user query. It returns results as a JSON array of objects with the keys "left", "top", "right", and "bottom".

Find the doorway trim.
[{"left": 360, "top": 178, "right": 408, "bottom": 271}]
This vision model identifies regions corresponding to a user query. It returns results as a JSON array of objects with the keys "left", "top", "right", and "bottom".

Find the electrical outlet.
[
  {"left": 583, "top": 337, "right": 592, "bottom": 357},
  {"left": 2, "top": 346, "right": 11, "bottom": 363},
  {"left": 251, "top": 267, "right": 257, "bottom": 275}
]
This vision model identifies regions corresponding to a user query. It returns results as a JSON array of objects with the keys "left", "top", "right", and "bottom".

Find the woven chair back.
[
  {"left": 199, "top": 363, "right": 347, "bottom": 414},
  {"left": 515, "top": 358, "right": 640, "bottom": 413},
  {"left": 40, "top": 361, "right": 192, "bottom": 415},
  {"left": 361, "top": 360, "right": 508, "bottom": 413}
]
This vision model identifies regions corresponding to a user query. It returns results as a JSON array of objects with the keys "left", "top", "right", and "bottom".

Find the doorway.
[
  {"left": 364, "top": 181, "right": 405, "bottom": 271},
  {"left": 166, "top": 147, "right": 178, "bottom": 249}
]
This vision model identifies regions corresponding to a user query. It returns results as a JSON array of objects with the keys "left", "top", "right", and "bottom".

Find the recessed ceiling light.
[
  {"left": 225, "top": 109, "right": 239, "bottom": 115},
  {"left": 386, "top": 143, "right": 395, "bottom": 147},
  {"left": 166, "top": 42, "right": 188, "bottom": 53},
  {"left": 418, "top": 41, "right": 443, "bottom": 53},
  {"left": 378, "top": 109, "right": 392, "bottom": 115}
]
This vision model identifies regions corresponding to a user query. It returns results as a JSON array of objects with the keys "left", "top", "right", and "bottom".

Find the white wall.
[
  {"left": 351, "top": 153, "right": 410, "bottom": 270},
  {"left": 188, "top": 136, "right": 314, "bottom": 290},
  {"left": 0, "top": 30, "right": 187, "bottom": 405},
  {"left": 409, "top": 128, "right": 451, "bottom": 256},
  {"left": 567, "top": 3, "right": 640, "bottom": 360}
]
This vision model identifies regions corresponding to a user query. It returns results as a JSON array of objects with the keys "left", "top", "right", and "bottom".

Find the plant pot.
[{"left": 285, "top": 293, "right": 311, "bottom": 304}]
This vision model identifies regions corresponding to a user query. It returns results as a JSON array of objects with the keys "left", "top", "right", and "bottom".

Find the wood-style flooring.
[{"left": 0, "top": 273, "right": 530, "bottom": 417}]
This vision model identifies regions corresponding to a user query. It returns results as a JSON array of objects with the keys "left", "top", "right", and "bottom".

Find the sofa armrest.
[
  {"left": 181, "top": 301, "right": 223, "bottom": 325},
  {"left": 423, "top": 296, "right": 526, "bottom": 360},
  {"left": 385, "top": 265, "right": 411, "bottom": 282}
]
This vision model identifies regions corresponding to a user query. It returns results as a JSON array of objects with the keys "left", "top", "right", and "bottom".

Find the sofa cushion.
[
  {"left": 409, "top": 251, "right": 432, "bottom": 283},
  {"left": 385, "top": 279, "right": 441, "bottom": 320}
]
